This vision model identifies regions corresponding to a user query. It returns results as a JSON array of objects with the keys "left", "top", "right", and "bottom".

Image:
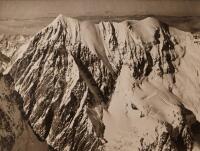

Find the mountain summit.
[{"left": 2, "top": 14, "right": 200, "bottom": 151}]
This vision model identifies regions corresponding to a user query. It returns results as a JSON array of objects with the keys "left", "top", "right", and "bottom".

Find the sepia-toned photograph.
[{"left": 0, "top": 0, "right": 200, "bottom": 151}]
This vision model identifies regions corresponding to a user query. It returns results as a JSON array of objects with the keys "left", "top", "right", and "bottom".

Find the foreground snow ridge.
[{"left": 6, "top": 14, "right": 200, "bottom": 151}]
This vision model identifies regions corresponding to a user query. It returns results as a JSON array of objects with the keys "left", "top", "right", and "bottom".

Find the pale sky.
[{"left": 0, "top": 0, "right": 200, "bottom": 19}]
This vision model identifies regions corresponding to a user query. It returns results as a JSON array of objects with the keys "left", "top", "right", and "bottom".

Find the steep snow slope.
[
  {"left": 3, "top": 14, "right": 200, "bottom": 151},
  {"left": 80, "top": 21, "right": 116, "bottom": 76}
]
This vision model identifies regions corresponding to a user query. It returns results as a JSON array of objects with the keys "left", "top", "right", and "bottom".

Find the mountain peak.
[
  {"left": 50, "top": 14, "right": 67, "bottom": 27},
  {"left": 141, "top": 16, "right": 160, "bottom": 24}
]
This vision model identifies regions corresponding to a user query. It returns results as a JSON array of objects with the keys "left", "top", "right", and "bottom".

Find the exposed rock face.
[
  {"left": 3, "top": 15, "right": 200, "bottom": 151},
  {"left": 0, "top": 75, "right": 48, "bottom": 151}
]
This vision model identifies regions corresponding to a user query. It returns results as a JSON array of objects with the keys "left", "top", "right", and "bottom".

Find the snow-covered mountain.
[
  {"left": 1, "top": 14, "right": 200, "bottom": 151},
  {"left": 0, "top": 34, "right": 30, "bottom": 72}
]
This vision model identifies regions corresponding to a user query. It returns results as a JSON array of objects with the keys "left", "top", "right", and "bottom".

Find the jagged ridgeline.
[{"left": 3, "top": 14, "right": 200, "bottom": 151}]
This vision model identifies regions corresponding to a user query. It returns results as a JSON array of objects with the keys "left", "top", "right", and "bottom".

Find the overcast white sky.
[{"left": 0, "top": 0, "right": 200, "bottom": 19}]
